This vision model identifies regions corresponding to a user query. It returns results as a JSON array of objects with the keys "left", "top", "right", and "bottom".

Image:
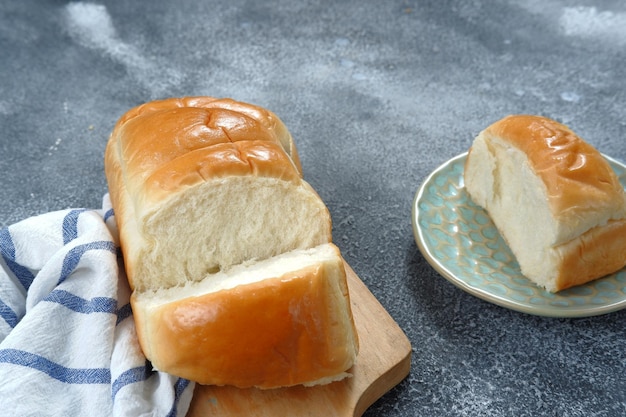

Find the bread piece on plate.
[
  {"left": 464, "top": 114, "right": 626, "bottom": 292},
  {"left": 104, "top": 97, "right": 358, "bottom": 388}
]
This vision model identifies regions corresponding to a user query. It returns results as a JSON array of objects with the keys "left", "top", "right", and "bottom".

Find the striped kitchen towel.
[{"left": 0, "top": 195, "right": 195, "bottom": 417}]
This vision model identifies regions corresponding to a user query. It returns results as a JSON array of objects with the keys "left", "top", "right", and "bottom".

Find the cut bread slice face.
[
  {"left": 464, "top": 115, "right": 626, "bottom": 292},
  {"left": 107, "top": 139, "right": 332, "bottom": 292},
  {"left": 131, "top": 243, "right": 359, "bottom": 389}
]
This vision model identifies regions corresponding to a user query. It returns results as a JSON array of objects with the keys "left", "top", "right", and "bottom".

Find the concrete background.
[{"left": 1, "top": 1, "right": 625, "bottom": 415}]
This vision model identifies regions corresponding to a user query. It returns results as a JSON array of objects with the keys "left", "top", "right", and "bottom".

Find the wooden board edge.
[
  {"left": 186, "top": 262, "right": 412, "bottom": 417},
  {"left": 344, "top": 263, "right": 412, "bottom": 416}
]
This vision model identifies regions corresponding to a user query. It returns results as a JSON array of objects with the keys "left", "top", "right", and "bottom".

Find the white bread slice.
[
  {"left": 132, "top": 243, "right": 358, "bottom": 389},
  {"left": 464, "top": 114, "right": 626, "bottom": 292},
  {"left": 107, "top": 139, "right": 331, "bottom": 292},
  {"left": 104, "top": 97, "right": 358, "bottom": 387}
]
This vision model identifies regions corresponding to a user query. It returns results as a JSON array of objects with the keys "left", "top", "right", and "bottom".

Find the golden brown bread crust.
[
  {"left": 107, "top": 97, "right": 303, "bottom": 211},
  {"left": 132, "top": 245, "right": 358, "bottom": 389},
  {"left": 114, "top": 96, "right": 302, "bottom": 174},
  {"left": 483, "top": 115, "right": 625, "bottom": 217},
  {"left": 556, "top": 219, "right": 626, "bottom": 291},
  {"left": 140, "top": 140, "right": 302, "bottom": 205},
  {"left": 105, "top": 96, "right": 358, "bottom": 386}
]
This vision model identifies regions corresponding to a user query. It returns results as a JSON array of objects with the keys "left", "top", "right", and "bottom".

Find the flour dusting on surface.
[
  {"left": 63, "top": 2, "right": 182, "bottom": 95},
  {"left": 65, "top": 3, "right": 116, "bottom": 50},
  {"left": 0, "top": 100, "right": 12, "bottom": 116},
  {"left": 559, "top": 6, "right": 626, "bottom": 45}
]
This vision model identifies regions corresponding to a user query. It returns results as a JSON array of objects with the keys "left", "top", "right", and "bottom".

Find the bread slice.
[
  {"left": 464, "top": 114, "right": 626, "bottom": 292},
  {"left": 104, "top": 97, "right": 358, "bottom": 387},
  {"left": 132, "top": 243, "right": 358, "bottom": 389},
  {"left": 107, "top": 137, "right": 331, "bottom": 292}
]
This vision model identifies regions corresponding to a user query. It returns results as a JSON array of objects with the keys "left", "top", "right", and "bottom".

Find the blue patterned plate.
[{"left": 412, "top": 152, "right": 626, "bottom": 317}]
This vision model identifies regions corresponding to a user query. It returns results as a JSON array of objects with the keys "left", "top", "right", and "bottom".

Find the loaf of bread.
[
  {"left": 104, "top": 96, "right": 358, "bottom": 388},
  {"left": 464, "top": 114, "right": 626, "bottom": 292}
]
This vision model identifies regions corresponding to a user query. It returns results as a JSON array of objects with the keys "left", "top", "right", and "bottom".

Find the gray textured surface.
[{"left": 2, "top": 1, "right": 626, "bottom": 416}]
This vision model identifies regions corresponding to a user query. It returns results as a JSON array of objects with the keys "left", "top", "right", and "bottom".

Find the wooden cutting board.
[{"left": 187, "top": 263, "right": 412, "bottom": 417}]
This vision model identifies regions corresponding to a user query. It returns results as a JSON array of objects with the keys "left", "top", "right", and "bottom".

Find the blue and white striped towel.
[{"left": 0, "top": 195, "right": 195, "bottom": 416}]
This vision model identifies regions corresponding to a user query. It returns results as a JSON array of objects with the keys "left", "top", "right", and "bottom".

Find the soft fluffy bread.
[
  {"left": 464, "top": 114, "right": 626, "bottom": 292},
  {"left": 104, "top": 96, "right": 358, "bottom": 388}
]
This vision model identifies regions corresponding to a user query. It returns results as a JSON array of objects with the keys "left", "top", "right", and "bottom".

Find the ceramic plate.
[{"left": 412, "top": 152, "right": 626, "bottom": 318}]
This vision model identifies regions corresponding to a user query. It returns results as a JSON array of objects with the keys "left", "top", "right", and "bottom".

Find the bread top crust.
[
  {"left": 141, "top": 140, "right": 303, "bottom": 207},
  {"left": 482, "top": 114, "right": 626, "bottom": 218},
  {"left": 113, "top": 96, "right": 301, "bottom": 172},
  {"left": 106, "top": 96, "right": 304, "bottom": 212}
]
